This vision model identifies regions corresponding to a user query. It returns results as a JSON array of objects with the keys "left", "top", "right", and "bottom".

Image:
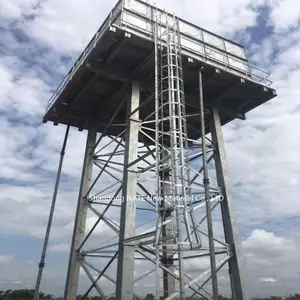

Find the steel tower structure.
[{"left": 34, "top": 0, "right": 277, "bottom": 299}]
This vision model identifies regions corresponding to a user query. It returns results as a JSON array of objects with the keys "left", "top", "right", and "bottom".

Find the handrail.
[{"left": 46, "top": 5, "right": 272, "bottom": 113}]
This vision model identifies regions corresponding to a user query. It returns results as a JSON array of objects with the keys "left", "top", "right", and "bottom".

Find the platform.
[{"left": 43, "top": 0, "right": 277, "bottom": 142}]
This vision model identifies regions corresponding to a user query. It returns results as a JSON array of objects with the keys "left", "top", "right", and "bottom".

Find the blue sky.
[{"left": 1, "top": 0, "right": 300, "bottom": 298}]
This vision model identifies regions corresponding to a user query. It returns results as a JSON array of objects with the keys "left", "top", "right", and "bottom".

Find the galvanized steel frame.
[
  {"left": 35, "top": 4, "right": 250, "bottom": 300},
  {"left": 36, "top": 89, "right": 249, "bottom": 300}
]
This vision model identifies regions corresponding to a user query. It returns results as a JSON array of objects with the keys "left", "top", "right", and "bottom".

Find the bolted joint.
[
  {"left": 160, "top": 256, "right": 174, "bottom": 266},
  {"left": 38, "top": 262, "right": 45, "bottom": 268},
  {"left": 82, "top": 196, "right": 89, "bottom": 203},
  {"left": 218, "top": 186, "right": 225, "bottom": 196},
  {"left": 165, "top": 206, "right": 174, "bottom": 213},
  {"left": 203, "top": 178, "right": 210, "bottom": 185},
  {"left": 77, "top": 252, "right": 86, "bottom": 261},
  {"left": 160, "top": 205, "right": 173, "bottom": 214},
  {"left": 227, "top": 243, "right": 235, "bottom": 257},
  {"left": 128, "top": 117, "right": 141, "bottom": 123},
  {"left": 159, "top": 169, "right": 170, "bottom": 179},
  {"left": 87, "top": 195, "right": 95, "bottom": 203}
]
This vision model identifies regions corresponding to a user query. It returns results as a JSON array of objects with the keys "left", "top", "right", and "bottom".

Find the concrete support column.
[
  {"left": 210, "top": 107, "right": 249, "bottom": 300},
  {"left": 64, "top": 129, "right": 97, "bottom": 300},
  {"left": 116, "top": 81, "right": 140, "bottom": 300}
]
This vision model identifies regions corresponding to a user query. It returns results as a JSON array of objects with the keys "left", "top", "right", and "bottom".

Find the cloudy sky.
[{"left": 1, "top": 0, "right": 300, "bottom": 298}]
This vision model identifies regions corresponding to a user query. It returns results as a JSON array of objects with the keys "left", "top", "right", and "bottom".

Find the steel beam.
[
  {"left": 161, "top": 157, "right": 176, "bottom": 298},
  {"left": 87, "top": 61, "right": 129, "bottom": 83},
  {"left": 116, "top": 81, "right": 140, "bottom": 300},
  {"left": 34, "top": 125, "right": 70, "bottom": 300},
  {"left": 64, "top": 129, "right": 97, "bottom": 300},
  {"left": 210, "top": 107, "right": 249, "bottom": 300},
  {"left": 199, "top": 69, "right": 219, "bottom": 299}
]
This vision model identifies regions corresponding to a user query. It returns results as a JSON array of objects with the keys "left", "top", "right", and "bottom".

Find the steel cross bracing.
[
  {"left": 62, "top": 100, "right": 248, "bottom": 299},
  {"left": 33, "top": 9, "right": 250, "bottom": 300},
  {"left": 61, "top": 12, "right": 249, "bottom": 300}
]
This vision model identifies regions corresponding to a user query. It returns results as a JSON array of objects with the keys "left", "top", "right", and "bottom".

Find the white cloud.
[
  {"left": 22, "top": 0, "right": 115, "bottom": 54},
  {"left": 259, "top": 277, "right": 277, "bottom": 283},
  {"left": 0, "top": 255, "right": 13, "bottom": 265},
  {"left": 0, "top": 56, "right": 50, "bottom": 118},
  {"left": 49, "top": 243, "right": 70, "bottom": 253},
  {"left": 1, "top": 0, "right": 270, "bottom": 57},
  {"left": 9, "top": 281, "right": 23, "bottom": 285},
  {"left": 268, "top": 0, "right": 300, "bottom": 32},
  {"left": 243, "top": 229, "right": 297, "bottom": 267},
  {"left": 0, "top": 0, "right": 38, "bottom": 20},
  {"left": 242, "top": 229, "right": 300, "bottom": 296}
]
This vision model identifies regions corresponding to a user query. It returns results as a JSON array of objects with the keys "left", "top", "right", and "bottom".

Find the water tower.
[{"left": 34, "top": 0, "right": 276, "bottom": 299}]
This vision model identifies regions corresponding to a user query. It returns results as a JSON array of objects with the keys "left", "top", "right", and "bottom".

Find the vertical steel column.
[
  {"left": 116, "top": 81, "right": 140, "bottom": 300},
  {"left": 65, "top": 129, "right": 97, "bottom": 300},
  {"left": 34, "top": 125, "right": 70, "bottom": 300},
  {"left": 161, "top": 156, "right": 176, "bottom": 298},
  {"left": 162, "top": 210, "right": 176, "bottom": 298},
  {"left": 199, "top": 70, "right": 219, "bottom": 299},
  {"left": 210, "top": 107, "right": 249, "bottom": 300}
]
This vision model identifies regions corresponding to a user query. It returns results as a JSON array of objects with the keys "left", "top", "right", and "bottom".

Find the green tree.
[{"left": 0, "top": 289, "right": 53, "bottom": 299}]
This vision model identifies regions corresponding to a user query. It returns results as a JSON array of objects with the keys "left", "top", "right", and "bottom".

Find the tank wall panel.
[{"left": 123, "top": 0, "right": 248, "bottom": 61}]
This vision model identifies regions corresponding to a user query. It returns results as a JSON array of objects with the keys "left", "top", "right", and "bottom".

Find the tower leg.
[
  {"left": 64, "top": 129, "right": 97, "bottom": 300},
  {"left": 210, "top": 107, "right": 249, "bottom": 300},
  {"left": 199, "top": 70, "right": 219, "bottom": 300},
  {"left": 116, "top": 81, "right": 140, "bottom": 300}
]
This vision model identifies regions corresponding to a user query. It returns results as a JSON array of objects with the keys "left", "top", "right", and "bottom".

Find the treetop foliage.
[{"left": 1, "top": 290, "right": 299, "bottom": 300}]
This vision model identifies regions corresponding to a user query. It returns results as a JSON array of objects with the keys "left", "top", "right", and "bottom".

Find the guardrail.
[{"left": 46, "top": 3, "right": 272, "bottom": 113}]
